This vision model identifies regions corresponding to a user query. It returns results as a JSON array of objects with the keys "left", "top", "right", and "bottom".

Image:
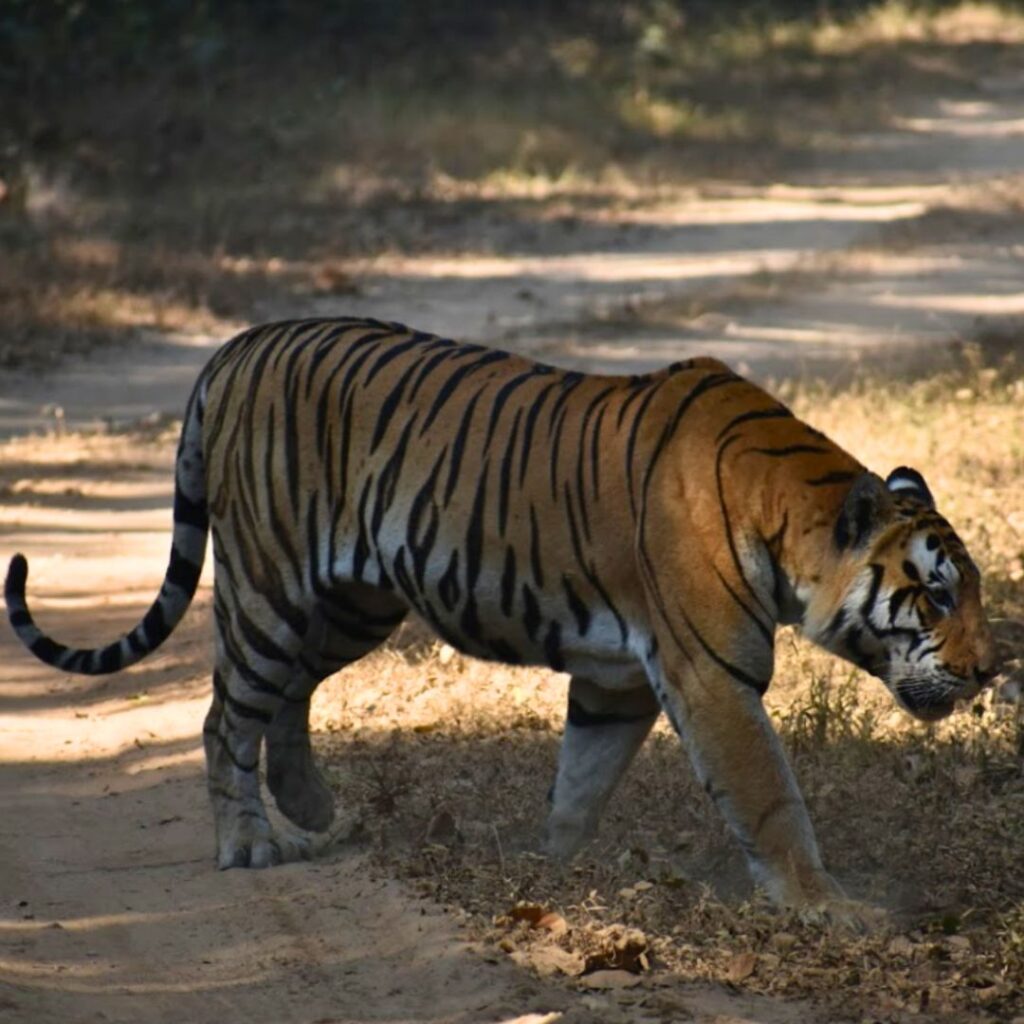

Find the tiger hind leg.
[
  {"left": 265, "top": 697, "right": 334, "bottom": 833},
  {"left": 203, "top": 663, "right": 304, "bottom": 869},
  {"left": 545, "top": 676, "right": 660, "bottom": 860},
  {"left": 265, "top": 589, "right": 408, "bottom": 832},
  {"left": 203, "top": 585, "right": 405, "bottom": 869}
]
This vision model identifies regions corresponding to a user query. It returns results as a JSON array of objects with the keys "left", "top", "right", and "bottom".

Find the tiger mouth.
[
  {"left": 895, "top": 677, "right": 978, "bottom": 722},
  {"left": 903, "top": 698, "right": 956, "bottom": 723}
]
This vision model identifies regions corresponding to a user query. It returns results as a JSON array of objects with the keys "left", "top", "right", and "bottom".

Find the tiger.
[{"left": 5, "top": 316, "right": 999, "bottom": 925}]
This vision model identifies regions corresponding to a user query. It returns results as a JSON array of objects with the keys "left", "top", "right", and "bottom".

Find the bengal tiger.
[{"left": 5, "top": 317, "right": 998, "bottom": 926}]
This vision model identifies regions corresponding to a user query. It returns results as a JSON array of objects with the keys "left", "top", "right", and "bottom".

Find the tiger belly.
[{"left": 327, "top": 503, "right": 648, "bottom": 687}]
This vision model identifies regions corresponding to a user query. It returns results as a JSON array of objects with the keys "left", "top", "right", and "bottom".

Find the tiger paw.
[
  {"left": 799, "top": 897, "right": 891, "bottom": 935},
  {"left": 542, "top": 817, "right": 594, "bottom": 862},
  {"left": 216, "top": 828, "right": 313, "bottom": 870}
]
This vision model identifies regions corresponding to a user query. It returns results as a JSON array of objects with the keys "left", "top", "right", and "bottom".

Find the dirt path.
[
  {"left": 2, "top": 70, "right": 1024, "bottom": 1024},
  {"left": 4, "top": 76, "right": 1024, "bottom": 438}
]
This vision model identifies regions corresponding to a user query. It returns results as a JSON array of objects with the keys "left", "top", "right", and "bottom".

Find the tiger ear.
[
  {"left": 885, "top": 466, "right": 935, "bottom": 509},
  {"left": 834, "top": 472, "right": 894, "bottom": 551}
]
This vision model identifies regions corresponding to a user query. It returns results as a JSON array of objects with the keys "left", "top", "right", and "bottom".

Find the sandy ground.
[{"left": 2, "top": 72, "right": 1024, "bottom": 1024}]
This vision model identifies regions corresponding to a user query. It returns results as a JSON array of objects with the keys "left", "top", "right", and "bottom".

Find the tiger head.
[{"left": 807, "top": 467, "right": 999, "bottom": 721}]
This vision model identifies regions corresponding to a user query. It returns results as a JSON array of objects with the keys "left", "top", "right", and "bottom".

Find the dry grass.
[{"left": 309, "top": 355, "right": 1024, "bottom": 1022}]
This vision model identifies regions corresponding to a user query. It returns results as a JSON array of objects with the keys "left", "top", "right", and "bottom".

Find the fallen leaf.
[
  {"left": 537, "top": 911, "right": 569, "bottom": 937},
  {"left": 506, "top": 903, "right": 548, "bottom": 927},
  {"left": 726, "top": 952, "right": 757, "bottom": 983}
]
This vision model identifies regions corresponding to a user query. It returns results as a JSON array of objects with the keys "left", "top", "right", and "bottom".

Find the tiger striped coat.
[{"left": 5, "top": 318, "right": 998, "bottom": 924}]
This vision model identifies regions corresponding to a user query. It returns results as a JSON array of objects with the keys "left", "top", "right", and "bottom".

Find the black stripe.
[
  {"left": 562, "top": 576, "right": 591, "bottom": 636},
  {"left": 641, "top": 372, "right": 739, "bottom": 501},
  {"left": 528, "top": 505, "right": 545, "bottom": 588},
  {"left": 141, "top": 602, "right": 168, "bottom": 648},
  {"left": 363, "top": 330, "right": 429, "bottom": 385},
  {"left": 501, "top": 546, "right": 517, "bottom": 617},
  {"left": 498, "top": 408, "right": 523, "bottom": 536},
  {"left": 173, "top": 488, "right": 208, "bottom": 530},
  {"left": 750, "top": 444, "right": 831, "bottom": 457},
  {"left": 615, "top": 376, "right": 656, "bottom": 430},
  {"left": 543, "top": 620, "right": 564, "bottom": 671},
  {"left": 263, "top": 412, "right": 304, "bottom": 585},
  {"left": 408, "top": 449, "right": 446, "bottom": 588},
  {"left": 714, "top": 405, "right": 792, "bottom": 442},
  {"left": 714, "top": 433, "right": 773, "bottom": 625},
  {"left": 30, "top": 636, "right": 64, "bottom": 666},
  {"left": 713, "top": 565, "right": 773, "bottom": 645},
  {"left": 370, "top": 415, "right": 419, "bottom": 541},
  {"left": 95, "top": 644, "right": 122, "bottom": 674},
  {"left": 166, "top": 550, "right": 202, "bottom": 593},
  {"left": 353, "top": 476, "right": 374, "bottom": 580},
  {"left": 807, "top": 470, "right": 859, "bottom": 487},
  {"left": 548, "top": 404, "right": 570, "bottom": 503},
  {"left": 393, "top": 545, "right": 416, "bottom": 601},
  {"left": 860, "top": 563, "right": 885, "bottom": 616},
  {"left": 438, "top": 550, "right": 461, "bottom": 612},
  {"left": 589, "top": 403, "right": 608, "bottom": 500},
  {"left": 678, "top": 603, "right": 769, "bottom": 695},
  {"left": 444, "top": 393, "right": 484, "bottom": 505},
  {"left": 464, "top": 459, "right": 490, "bottom": 592},
  {"left": 485, "top": 369, "right": 540, "bottom": 448},
  {"left": 519, "top": 382, "right": 559, "bottom": 485},
  {"left": 407, "top": 344, "right": 461, "bottom": 402},
  {"left": 624, "top": 383, "right": 667, "bottom": 517},
  {"left": 236, "top": 605, "right": 293, "bottom": 664},
  {"left": 521, "top": 584, "right": 541, "bottom": 640},
  {"left": 420, "top": 349, "right": 507, "bottom": 434}
]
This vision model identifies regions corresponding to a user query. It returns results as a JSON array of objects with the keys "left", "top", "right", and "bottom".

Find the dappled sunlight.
[
  {"left": 876, "top": 289, "right": 1024, "bottom": 316},
  {"left": 2, "top": 5, "right": 1024, "bottom": 1020},
  {"left": 0, "top": 906, "right": 225, "bottom": 936},
  {"left": 0, "top": 958, "right": 267, "bottom": 995},
  {"left": 0, "top": 705, "right": 204, "bottom": 771},
  {"left": 898, "top": 101, "right": 1024, "bottom": 137},
  {"left": 388, "top": 250, "right": 806, "bottom": 283}
]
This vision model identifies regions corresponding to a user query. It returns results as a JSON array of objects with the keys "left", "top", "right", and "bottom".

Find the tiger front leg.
[
  {"left": 545, "top": 677, "right": 660, "bottom": 859},
  {"left": 653, "top": 661, "right": 878, "bottom": 928}
]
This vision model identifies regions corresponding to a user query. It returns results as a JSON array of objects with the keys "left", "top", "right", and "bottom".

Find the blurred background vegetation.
[{"left": 2, "top": 0, "right": 1024, "bottom": 368}]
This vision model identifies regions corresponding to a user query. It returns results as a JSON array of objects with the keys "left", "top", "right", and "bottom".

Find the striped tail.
[{"left": 4, "top": 383, "right": 209, "bottom": 676}]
